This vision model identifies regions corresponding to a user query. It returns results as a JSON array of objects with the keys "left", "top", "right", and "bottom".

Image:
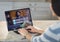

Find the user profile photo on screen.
[{"left": 5, "top": 8, "right": 33, "bottom": 31}]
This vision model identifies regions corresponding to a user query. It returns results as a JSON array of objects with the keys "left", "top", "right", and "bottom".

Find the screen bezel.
[{"left": 5, "top": 8, "right": 33, "bottom": 31}]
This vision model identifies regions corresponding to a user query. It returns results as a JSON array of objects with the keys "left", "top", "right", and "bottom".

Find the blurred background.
[{"left": 0, "top": 0, "right": 58, "bottom": 21}]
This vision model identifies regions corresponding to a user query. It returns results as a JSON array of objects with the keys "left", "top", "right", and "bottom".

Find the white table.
[{"left": 0, "top": 20, "right": 59, "bottom": 42}]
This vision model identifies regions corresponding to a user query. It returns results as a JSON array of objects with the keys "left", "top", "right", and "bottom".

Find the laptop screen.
[{"left": 5, "top": 8, "right": 33, "bottom": 31}]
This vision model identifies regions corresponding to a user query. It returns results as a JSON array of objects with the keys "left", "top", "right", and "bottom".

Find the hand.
[
  {"left": 26, "top": 26, "right": 38, "bottom": 33},
  {"left": 18, "top": 28, "right": 32, "bottom": 40},
  {"left": 18, "top": 28, "right": 30, "bottom": 36},
  {"left": 26, "top": 26, "right": 44, "bottom": 34}
]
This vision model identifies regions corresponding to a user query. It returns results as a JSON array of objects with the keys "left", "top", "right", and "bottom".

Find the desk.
[{"left": 0, "top": 20, "right": 59, "bottom": 42}]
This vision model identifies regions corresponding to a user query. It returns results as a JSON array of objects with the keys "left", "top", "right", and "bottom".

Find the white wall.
[
  {"left": 13, "top": 2, "right": 51, "bottom": 20},
  {"left": 0, "top": 2, "right": 13, "bottom": 21},
  {"left": 0, "top": 2, "right": 57, "bottom": 21}
]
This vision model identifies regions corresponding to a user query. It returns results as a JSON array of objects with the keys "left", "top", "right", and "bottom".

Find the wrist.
[
  {"left": 37, "top": 30, "right": 44, "bottom": 34},
  {"left": 25, "top": 33, "right": 32, "bottom": 40},
  {"left": 35, "top": 29, "right": 39, "bottom": 33}
]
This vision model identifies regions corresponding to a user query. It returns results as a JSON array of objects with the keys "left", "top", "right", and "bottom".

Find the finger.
[
  {"left": 18, "top": 31, "right": 20, "bottom": 33},
  {"left": 18, "top": 29, "right": 23, "bottom": 33},
  {"left": 26, "top": 29, "right": 31, "bottom": 30},
  {"left": 27, "top": 29, "right": 31, "bottom": 31},
  {"left": 26, "top": 26, "right": 32, "bottom": 29},
  {"left": 19, "top": 32, "right": 25, "bottom": 36},
  {"left": 25, "top": 28, "right": 30, "bottom": 30},
  {"left": 27, "top": 30, "right": 32, "bottom": 32}
]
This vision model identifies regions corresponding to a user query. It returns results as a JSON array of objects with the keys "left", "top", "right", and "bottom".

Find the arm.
[
  {"left": 18, "top": 28, "right": 44, "bottom": 41},
  {"left": 18, "top": 27, "right": 58, "bottom": 42},
  {"left": 36, "top": 29, "right": 44, "bottom": 34},
  {"left": 31, "top": 27, "right": 58, "bottom": 42},
  {"left": 18, "top": 23, "right": 59, "bottom": 42}
]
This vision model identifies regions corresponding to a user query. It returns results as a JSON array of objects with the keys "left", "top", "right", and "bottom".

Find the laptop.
[{"left": 5, "top": 8, "right": 33, "bottom": 31}]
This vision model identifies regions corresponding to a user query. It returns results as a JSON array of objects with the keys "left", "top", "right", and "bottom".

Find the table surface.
[{"left": 0, "top": 20, "right": 59, "bottom": 41}]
